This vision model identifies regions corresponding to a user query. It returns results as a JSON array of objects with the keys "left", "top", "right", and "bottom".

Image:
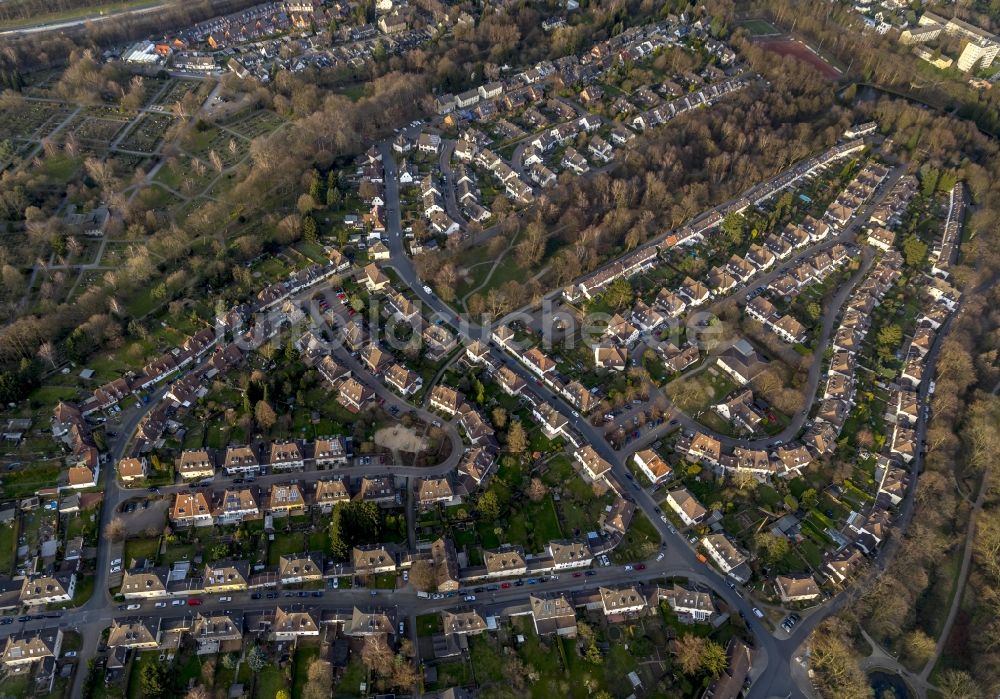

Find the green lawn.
[
  {"left": 0, "top": 520, "right": 17, "bottom": 575},
  {"left": 610, "top": 511, "right": 661, "bottom": 564},
  {"left": 267, "top": 531, "right": 307, "bottom": 566},
  {"left": 292, "top": 646, "right": 319, "bottom": 695},
  {"left": 335, "top": 659, "right": 368, "bottom": 697},
  {"left": 123, "top": 536, "right": 160, "bottom": 565},
  {"left": 416, "top": 613, "right": 442, "bottom": 637},
  {"left": 1, "top": 462, "right": 62, "bottom": 499},
  {"left": 253, "top": 663, "right": 286, "bottom": 699}
]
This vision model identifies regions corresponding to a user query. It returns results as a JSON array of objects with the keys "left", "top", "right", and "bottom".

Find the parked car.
[
  {"left": 752, "top": 608, "right": 764, "bottom": 619},
  {"left": 218, "top": 596, "right": 232, "bottom": 602},
  {"left": 171, "top": 600, "right": 185, "bottom": 606},
  {"left": 464, "top": 595, "right": 476, "bottom": 602},
  {"left": 187, "top": 598, "right": 202, "bottom": 606},
  {"left": 125, "top": 603, "right": 141, "bottom": 611},
  {"left": 154, "top": 602, "right": 167, "bottom": 608}
]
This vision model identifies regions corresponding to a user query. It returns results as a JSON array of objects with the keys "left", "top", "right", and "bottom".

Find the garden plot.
[
  {"left": 152, "top": 78, "right": 211, "bottom": 109},
  {"left": 67, "top": 115, "right": 130, "bottom": 149},
  {"left": 119, "top": 113, "right": 176, "bottom": 153},
  {"left": 184, "top": 125, "right": 249, "bottom": 169},
  {"left": 0, "top": 101, "right": 75, "bottom": 141},
  {"left": 222, "top": 109, "right": 284, "bottom": 139}
]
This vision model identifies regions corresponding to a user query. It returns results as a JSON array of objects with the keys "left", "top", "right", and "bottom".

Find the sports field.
[
  {"left": 758, "top": 38, "right": 843, "bottom": 80},
  {"left": 742, "top": 18, "right": 780, "bottom": 36}
]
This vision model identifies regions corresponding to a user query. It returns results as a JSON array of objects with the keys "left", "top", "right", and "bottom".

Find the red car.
[
  {"left": 500, "top": 582, "right": 511, "bottom": 589},
  {"left": 635, "top": 564, "right": 646, "bottom": 571},
  {"left": 572, "top": 572, "right": 583, "bottom": 578},
  {"left": 187, "top": 598, "right": 202, "bottom": 606}
]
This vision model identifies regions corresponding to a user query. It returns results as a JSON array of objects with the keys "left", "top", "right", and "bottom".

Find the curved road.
[{"left": 0, "top": 1, "right": 167, "bottom": 36}]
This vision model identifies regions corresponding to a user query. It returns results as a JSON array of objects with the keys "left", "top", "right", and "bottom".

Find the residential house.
[
  {"left": 701, "top": 534, "right": 750, "bottom": 582},
  {"left": 416, "top": 478, "right": 456, "bottom": 508},
  {"left": 547, "top": 540, "right": 593, "bottom": 570},
  {"left": 120, "top": 569, "right": 168, "bottom": 599},
  {"left": 279, "top": 553, "right": 324, "bottom": 585},
  {"left": 313, "top": 437, "right": 348, "bottom": 467},
  {"left": 214, "top": 488, "right": 260, "bottom": 525},
  {"left": 652, "top": 584, "right": 715, "bottom": 623},
  {"left": 2, "top": 628, "right": 62, "bottom": 668},
  {"left": 176, "top": 449, "right": 215, "bottom": 480},
  {"left": 686, "top": 432, "right": 722, "bottom": 466},
  {"left": 19, "top": 573, "right": 75, "bottom": 607},
  {"left": 362, "top": 264, "right": 390, "bottom": 292},
  {"left": 117, "top": 457, "right": 148, "bottom": 483},
  {"left": 599, "top": 586, "right": 646, "bottom": 617},
  {"left": 666, "top": 487, "right": 708, "bottom": 527},
  {"left": 774, "top": 574, "right": 820, "bottom": 603},
  {"left": 356, "top": 476, "right": 397, "bottom": 507},
  {"left": 633, "top": 449, "right": 672, "bottom": 484},
  {"left": 352, "top": 545, "right": 397, "bottom": 576},
  {"left": 890, "top": 423, "right": 917, "bottom": 463},
  {"left": 313, "top": 479, "right": 350, "bottom": 512},
  {"left": 384, "top": 363, "right": 422, "bottom": 396},
  {"left": 269, "top": 441, "right": 304, "bottom": 471},
  {"left": 523, "top": 347, "right": 556, "bottom": 377},
  {"left": 107, "top": 619, "right": 159, "bottom": 650},
  {"left": 484, "top": 545, "right": 527, "bottom": 578},
  {"left": 222, "top": 446, "right": 259, "bottom": 476},
  {"left": 574, "top": 445, "right": 612, "bottom": 481},
  {"left": 631, "top": 300, "right": 665, "bottom": 333},
  {"left": 605, "top": 314, "right": 640, "bottom": 345},
  {"left": 530, "top": 594, "right": 577, "bottom": 637},
  {"left": 203, "top": 561, "right": 250, "bottom": 593},
  {"left": 494, "top": 365, "right": 526, "bottom": 396},
  {"left": 602, "top": 498, "right": 634, "bottom": 535},
  {"left": 268, "top": 483, "right": 306, "bottom": 516},
  {"left": 594, "top": 343, "right": 627, "bottom": 371},
  {"left": 270, "top": 607, "right": 319, "bottom": 641},
  {"left": 457, "top": 404, "right": 496, "bottom": 445},
  {"left": 171, "top": 492, "right": 213, "bottom": 527},
  {"left": 429, "top": 386, "right": 464, "bottom": 416},
  {"left": 429, "top": 537, "right": 461, "bottom": 592},
  {"left": 189, "top": 613, "right": 243, "bottom": 655},
  {"left": 337, "top": 377, "right": 374, "bottom": 413},
  {"left": 825, "top": 548, "right": 864, "bottom": 584}
]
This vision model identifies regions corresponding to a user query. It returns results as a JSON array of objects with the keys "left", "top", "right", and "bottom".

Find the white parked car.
[
  {"left": 423, "top": 285, "right": 433, "bottom": 295},
  {"left": 219, "top": 596, "right": 232, "bottom": 602},
  {"left": 752, "top": 607, "right": 765, "bottom": 619},
  {"left": 154, "top": 602, "right": 167, "bottom": 608},
  {"left": 125, "top": 603, "right": 141, "bottom": 611},
  {"left": 171, "top": 599, "right": 185, "bottom": 606}
]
